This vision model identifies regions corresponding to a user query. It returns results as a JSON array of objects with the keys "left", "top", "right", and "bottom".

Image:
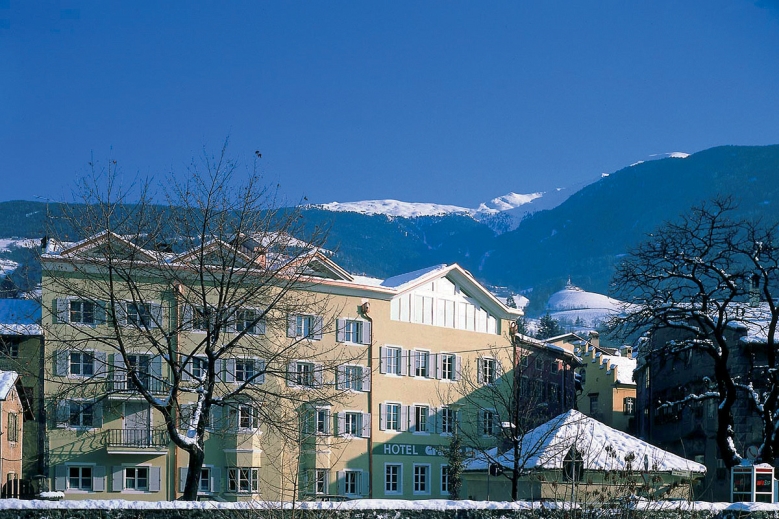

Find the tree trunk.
[{"left": 182, "top": 447, "right": 206, "bottom": 501}]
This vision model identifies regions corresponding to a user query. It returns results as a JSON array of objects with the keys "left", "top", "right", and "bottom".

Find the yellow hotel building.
[{"left": 38, "top": 232, "right": 523, "bottom": 501}]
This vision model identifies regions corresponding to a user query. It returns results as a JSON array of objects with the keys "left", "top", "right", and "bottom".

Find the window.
[
  {"left": 589, "top": 394, "right": 599, "bottom": 416},
  {"left": 413, "top": 405, "right": 429, "bottom": 433},
  {"left": 316, "top": 408, "right": 330, "bottom": 435},
  {"left": 520, "top": 355, "right": 529, "bottom": 368},
  {"left": 441, "top": 354, "right": 456, "bottom": 380},
  {"left": 481, "top": 409, "right": 496, "bottom": 436},
  {"left": 69, "top": 466, "right": 92, "bottom": 491},
  {"left": 190, "top": 357, "right": 206, "bottom": 380},
  {"left": 237, "top": 404, "right": 259, "bottom": 430},
  {"left": 227, "top": 467, "right": 259, "bottom": 493},
  {"left": 480, "top": 357, "right": 497, "bottom": 384},
  {"left": 385, "top": 464, "right": 401, "bottom": 494},
  {"left": 344, "top": 412, "right": 360, "bottom": 436},
  {"left": 70, "top": 351, "right": 94, "bottom": 377},
  {"left": 296, "top": 315, "right": 314, "bottom": 337},
  {"left": 69, "top": 401, "right": 94, "bottom": 428},
  {"left": 7, "top": 413, "right": 18, "bottom": 442},
  {"left": 295, "top": 362, "right": 314, "bottom": 387},
  {"left": 315, "top": 469, "right": 329, "bottom": 495},
  {"left": 343, "top": 365, "right": 363, "bottom": 391},
  {"left": 127, "top": 303, "right": 153, "bottom": 327},
  {"left": 0, "top": 340, "right": 18, "bottom": 358},
  {"left": 414, "top": 351, "right": 430, "bottom": 377},
  {"left": 69, "top": 301, "right": 95, "bottom": 325},
  {"left": 441, "top": 465, "right": 450, "bottom": 494},
  {"left": 199, "top": 468, "right": 211, "bottom": 493},
  {"left": 236, "top": 359, "right": 256, "bottom": 383},
  {"left": 550, "top": 360, "right": 561, "bottom": 374},
  {"left": 235, "top": 308, "right": 263, "bottom": 334},
  {"left": 127, "top": 354, "right": 153, "bottom": 390},
  {"left": 385, "top": 403, "right": 401, "bottom": 431},
  {"left": 624, "top": 397, "right": 636, "bottom": 415},
  {"left": 191, "top": 306, "right": 211, "bottom": 332},
  {"left": 563, "top": 447, "right": 584, "bottom": 482},
  {"left": 384, "top": 347, "right": 402, "bottom": 375},
  {"left": 343, "top": 470, "right": 360, "bottom": 495},
  {"left": 343, "top": 320, "right": 363, "bottom": 343},
  {"left": 413, "top": 464, "right": 429, "bottom": 494},
  {"left": 440, "top": 407, "right": 456, "bottom": 434},
  {"left": 125, "top": 467, "right": 149, "bottom": 490},
  {"left": 549, "top": 383, "right": 560, "bottom": 405},
  {"left": 535, "top": 357, "right": 544, "bottom": 371}
]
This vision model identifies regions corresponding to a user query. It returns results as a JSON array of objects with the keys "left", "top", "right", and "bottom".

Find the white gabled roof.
[{"left": 466, "top": 410, "right": 705, "bottom": 475}]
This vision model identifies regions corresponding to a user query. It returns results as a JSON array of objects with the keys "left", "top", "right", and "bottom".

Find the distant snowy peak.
[
  {"left": 630, "top": 151, "right": 689, "bottom": 167},
  {"left": 318, "top": 191, "right": 544, "bottom": 219}
]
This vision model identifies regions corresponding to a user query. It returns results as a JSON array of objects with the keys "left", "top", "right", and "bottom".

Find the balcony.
[
  {"left": 111, "top": 377, "right": 168, "bottom": 395},
  {"left": 104, "top": 429, "right": 169, "bottom": 454}
]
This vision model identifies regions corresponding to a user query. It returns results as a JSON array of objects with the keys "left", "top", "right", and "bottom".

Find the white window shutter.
[
  {"left": 255, "top": 359, "right": 266, "bottom": 384},
  {"left": 314, "top": 364, "right": 324, "bottom": 387},
  {"left": 411, "top": 351, "right": 419, "bottom": 376},
  {"left": 182, "top": 304, "right": 193, "bottom": 330},
  {"left": 477, "top": 358, "right": 484, "bottom": 384},
  {"left": 225, "top": 359, "right": 236, "bottom": 383},
  {"left": 179, "top": 467, "right": 188, "bottom": 493},
  {"left": 337, "top": 412, "right": 346, "bottom": 436},
  {"left": 112, "top": 466, "right": 124, "bottom": 491},
  {"left": 211, "top": 467, "right": 221, "bottom": 492},
  {"left": 362, "top": 367, "right": 371, "bottom": 392},
  {"left": 336, "top": 365, "right": 345, "bottom": 390},
  {"left": 150, "top": 303, "right": 163, "bottom": 329},
  {"left": 337, "top": 471, "right": 345, "bottom": 496},
  {"left": 256, "top": 317, "right": 266, "bottom": 335},
  {"left": 361, "top": 470, "right": 369, "bottom": 496},
  {"left": 54, "top": 465, "right": 67, "bottom": 491},
  {"left": 496, "top": 360, "right": 504, "bottom": 378},
  {"left": 93, "top": 466, "right": 106, "bottom": 492},
  {"left": 115, "top": 302, "right": 127, "bottom": 327},
  {"left": 112, "top": 354, "right": 126, "bottom": 390},
  {"left": 436, "top": 354, "right": 444, "bottom": 380},
  {"left": 93, "top": 400, "right": 103, "bottom": 427},
  {"left": 379, "top": 347, "right": 387, "bottom": 374},
  {"left": 151, "top": 355, "right": 163, "bottom": 385},
  {"left": 400, "top": 349, "right": 409, "bottom": 376},
  {"left": 95, "top": 302, "right": 107, "bottom": 325},
  {"left": 287, "top": 314, "right": 297, "bottom": 337},
  {"left": 361, "top": 413, "right": 371, "bottom": 438},
  {"left": 361, "top": 320, "right": 372, "bottom": 345},
  {"left": 56, "top": 400, "right": 69, "bottom": 428},
  {"left": 336, "top": 318, "right": 345, "bottom": 342},
  {"left": 181, "top": 357, "right": 191, "bottom": 382},
  {"left": 313, "top": 316, "right": 324, "bottom": 340},
  {"left": 455, "top": 355, "right": 462, "bottom": 381},
  {"left": 287, "top": 362, "right": 297, "bottom": 386},
  {"left": 379, "top": 404, "right": 386, "bottom": 430},
  {"left": 400, "top": 405, "right": 409, "bottom": 432},
  {"left": 149, "top": 466, "right": 161, "bottom": 492},
  {"left": 55, "top": 350, "right": 69, "bottom": 376},
  {"left": 55, "top": 298, "right": 69, "bottom": 324},
  {"left": 94, "top": 351, "right": 108, "bottom": 378},
  {"left": 428, "top": 407, "right": 436, "bottom": 433}
]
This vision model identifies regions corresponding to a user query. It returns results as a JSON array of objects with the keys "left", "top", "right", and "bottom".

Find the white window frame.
[
  {"left": 70, "top": 351, "right": 95, "bottom": 377},
  {"left": 440, "top": 407, "right": 456, "bottom": 435},
  {"left": 127, "top": 302, "right": 154, "bottom": 328},
  {"left": 343, "top": 365, "right": 363, "bottom": 391},
  {"left": 124, "top": 467, "right": 149, "bottom": 491},
  {"left": 69, "top": 400, "right": 95, "bottom": 428},
  {"left": 440, "top": 353, "right": 456, "bottom": 381},
  {"left": 236, "top": 403, "right": 260, "bottom": 431},
  {"left": 69, "top": 300, "right": 97, "bottom": 325},
  {"left": 235, "top": 308, "right": 264, "bottom": 335},
  {"left": 296, "top": 362, "right": 315, "bottom": 387},
  {"left": 315, "top": 468, "right": 329, "bottom": 495},
  {"left": 480, "top": 357, "right": 497, "bottom": 385},
  {"left": 413, "top": 463, "right": 430, "bottom": 495},
  {"left": 316, "top": 407, "right": 331, "bottom": 435},
  {"left": 198, "top": 467, "right": 211, "bottom": 493},
  {"left": 68, "top": 466, "right": 93, "bottom": 491},
  {"left": 440, "top": 464, "right": 450, "bottom": 495},
  {"left": 414, "top": 350, "right": 430, "bottom": 378},
  {"left": 344, "top": 411, "right": 360, "bottom": 436},
  {"left": 385, "top": 403, "right": 401, "bottom": 432},
  {"left": 344, "top": 319, "right": 363, "bottom": 344},
  {"left": 343, "top": 470, "right": 361, "bottom": 496},
  {"left": 481, "top": 409, "right": 496, "bottom": 437},
  {"left": 385, "top": 463, "right": 402, "bottom": 495},
  {"left": 413, "top": 405, "right": 429, "bottom": 434},
  {"left": 227, "top": 467, "right": 260, "bottom": 493},
  {"left": 384, "top": 346, "right": 402, "bottom": 376}
]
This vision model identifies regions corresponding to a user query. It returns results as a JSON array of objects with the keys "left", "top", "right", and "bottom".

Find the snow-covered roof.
[
  {"left": 380, "top": 264, "right": 449, "bottom": 290},
  {"left": 0, "top": 371, "right": 18, "bottom": 400},
  {"left": 605, "top": 355, "right": 637, "bottom": 385},
  {"left": 465, "top": 410, "right": 705, "bottom": 475},
  {"left": 0, "top": 299, "right": 42, "bottom": 336}
]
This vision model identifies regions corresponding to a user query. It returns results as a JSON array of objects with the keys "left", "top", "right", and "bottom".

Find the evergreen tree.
[
  {"left": 445, "top": 426, "right": 464, "bottom": 499},
  {"left": 515, "top": 316, "right": 528, "bottom": 335},
  {"left": 536, "top": 313, "right": 562, "bottom": 339},
  {"left": 505, "top": 295, "right": 517, "bottom": 309}
]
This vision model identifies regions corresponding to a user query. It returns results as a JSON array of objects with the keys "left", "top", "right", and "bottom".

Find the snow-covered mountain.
[{"left": 546, "top": 281, "right": 624, "bottom": 328}]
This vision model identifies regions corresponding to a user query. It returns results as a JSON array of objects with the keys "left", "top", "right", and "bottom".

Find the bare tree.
[
  {"left": 611, "top": 196, "right": 779, "bottom": 468},
  {"left": 41, "top": 147, "right": 360, "bottom": 499},
  {"left": 443, "top": 335, "right": 577, "bottom": 500}
]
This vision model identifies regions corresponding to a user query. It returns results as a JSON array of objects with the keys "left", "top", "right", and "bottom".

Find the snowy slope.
[{"left": 546, "top": 282, "right": 624, "bottom": 327}]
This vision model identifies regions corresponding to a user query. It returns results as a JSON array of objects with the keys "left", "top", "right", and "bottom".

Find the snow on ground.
[
  {"left": 0, "top": 258, "right": 18, "bottom": 277},
  {"left": 546, "top": 283, "right": 624, "bottom": 327},
  {"left": 1, "top": 498, "right": 777, "bottom": 513},
  {"left": 0, "top": 299, "right": 42, "bottom": 335},
  {"left": 0, "top": 238, "right": 38, "bottom": 253}
]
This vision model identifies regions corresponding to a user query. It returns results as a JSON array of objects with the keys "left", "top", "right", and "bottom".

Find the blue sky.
[{"left": 2, "top": 1, "right": 779, "bottom": 207}]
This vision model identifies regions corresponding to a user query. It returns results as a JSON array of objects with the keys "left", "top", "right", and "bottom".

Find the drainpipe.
[
  {"left": 361, "top": 301, "right": 374, "bottom": 498},
  {"left": 170, "top": 283, "right": 182, "bottom": 500}
]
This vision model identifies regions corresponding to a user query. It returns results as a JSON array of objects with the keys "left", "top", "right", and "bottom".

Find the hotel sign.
[{"left": 375, "top": 442, "right": 445, "bottom": 457}]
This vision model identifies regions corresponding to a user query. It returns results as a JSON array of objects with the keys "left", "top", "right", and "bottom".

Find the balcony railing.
[
  {"left": 112, "top": 378, "right": 168, "bottom": 394},
  {"left": 105, "top": 428, "right": 169, "bottom": 448}
]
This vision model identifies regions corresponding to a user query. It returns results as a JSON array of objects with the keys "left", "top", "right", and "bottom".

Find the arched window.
[{"left": 563, "top": 446, "right": 584, "bottom": 482}]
